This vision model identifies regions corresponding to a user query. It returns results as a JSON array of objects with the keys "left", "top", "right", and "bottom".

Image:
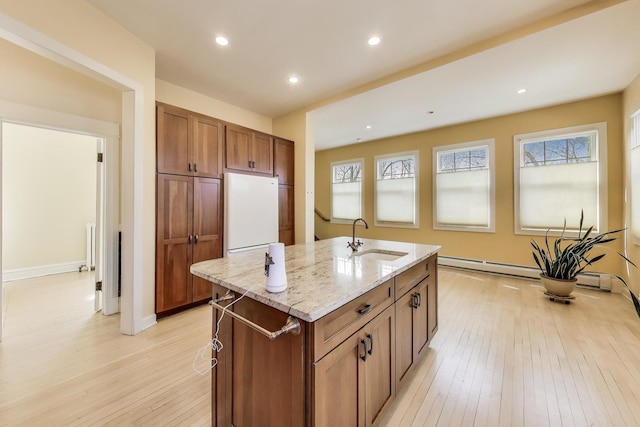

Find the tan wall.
[
  {"left": 273, "top": 110, "right": 314, "bottom": 243},
  {"left": 156, "top": 79, "right": 272, "bottom": 134},
  {"left": 623, "top": 73, "right": 640, "bottom": 296},
  {"left": 0, "top": 0, "right": 157, "bottom": 320},
  {"left": 2, "top": 124, "right": 96, "bottom": 270},
  {"left": 315, "top": 94, "right": 625, "bottom": 275}
]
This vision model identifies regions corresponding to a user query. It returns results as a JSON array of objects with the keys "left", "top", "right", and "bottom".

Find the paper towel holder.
[{"left": 211, "top": 291, "right": 300, "bottom": 339}]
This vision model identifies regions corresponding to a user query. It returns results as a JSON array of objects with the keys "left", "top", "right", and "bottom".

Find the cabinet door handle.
[
  {"left": 358, "top": 304, "right": 372, "bottom": 315},
  {"left": 360, "top": 339, "right": 368, "bottom": 361},
  {"left": 367, "top": 334, "right": 373, "bottom": 355},
  {"left": 194, "top": 163, "right": 198, "bottom": 172},
  {"left": 188, "top": 234, "right": 193, "bottom": 244},
  {"left": 188, "top": 163, "right": 193, "bottom": 172},
  {"left": 194, "top": 235, "right": 199, "bottom": 243},
  {"left": 412, "top": 293, "right": 419, "bottom": 309},
  {"left": 417, "top": 292, "right": 422, "bottom": 307}
]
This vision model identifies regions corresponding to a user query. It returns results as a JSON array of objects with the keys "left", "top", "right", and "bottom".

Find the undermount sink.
[{"left": 353, "top": 249, "right": 408, "bottom": 261}]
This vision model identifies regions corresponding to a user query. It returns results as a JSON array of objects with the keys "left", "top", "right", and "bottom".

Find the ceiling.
[{"left": 87, "top": 0, "right": 640, "bottom": 150}]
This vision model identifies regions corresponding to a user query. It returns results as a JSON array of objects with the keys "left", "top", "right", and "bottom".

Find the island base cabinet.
[
  {"left": 208, "top": 253, "right": 439, "bottom": 427},
  {"left": 428, "top": 261, "right": 439, "bottom": 342},
  {"left": 395, "top": 278, "right": 429, "bottom": 388},
  {"left": 313, "top": 304, "right": 395, "bottom": 427},
  {"left": 211, "top": 285, "right": 306, "bottom": 427}
]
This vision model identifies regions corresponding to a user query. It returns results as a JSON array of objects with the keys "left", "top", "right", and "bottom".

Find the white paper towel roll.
[{"left": 266, "top": 242, "right": 287, "bottom": 293}]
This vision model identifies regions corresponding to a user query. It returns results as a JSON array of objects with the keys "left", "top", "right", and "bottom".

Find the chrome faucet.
[{"left": 348, "top": 218, "right": 369, "bottom": 252}]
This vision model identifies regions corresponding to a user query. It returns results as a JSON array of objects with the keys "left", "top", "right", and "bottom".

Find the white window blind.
[
  {"left": 631, "top": 111, "right": 640, "bottom": 243},
  {"left": 514, "top": 123, "right": 606, "bottom": 234},
  {"left": 375, "top": 152, "right": 418, "bottom": 227},
  {"left": 331, "top": 160, "right": 363, "bottom": 222},
  {"left": 433, "top": 140, "right": 494, "bottom": 232}
]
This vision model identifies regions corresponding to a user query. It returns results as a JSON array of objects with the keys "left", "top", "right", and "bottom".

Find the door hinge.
[
  {"left": 97, "top": 152, "right": 104, "bottom": 163},
  {"left": 95, "top": 281, "right": 103, "bottom": 291}
]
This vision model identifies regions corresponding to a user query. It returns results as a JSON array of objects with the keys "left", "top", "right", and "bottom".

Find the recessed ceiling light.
[
  {"left": 215, "top": 36, "right": 229, "bottom": 46},
  {"left": 368, "top": 36, "right": 381, "bottom": 46},
  {"left": 288, "top": 76, "right": 299, "bottom": 84},
  {"left": 366, "top": 125, "right": 372, "bottom": 129},
  {"left": 516, "top": 88, "right": 527, "bottom": 94}
]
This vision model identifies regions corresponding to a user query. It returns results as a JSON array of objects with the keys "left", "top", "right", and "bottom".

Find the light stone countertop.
[{"left": 190, "top": 237, "right": 441, "bottom": 322}]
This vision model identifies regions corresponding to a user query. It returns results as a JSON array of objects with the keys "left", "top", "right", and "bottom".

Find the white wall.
[{"left": 2, "top": 123, "right": 96, "bottom": 274}]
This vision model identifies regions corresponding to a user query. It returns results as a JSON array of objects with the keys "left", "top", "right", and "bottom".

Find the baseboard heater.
[{"left": 437, "top": 256, "right": 608, "bottom": 289}]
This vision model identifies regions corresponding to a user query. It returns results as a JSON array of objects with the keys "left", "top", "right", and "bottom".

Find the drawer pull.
[
  {"left": 358, "top": 304, "right": 372, "bottom": 315},
  {"left": 360, "top": 339, "right": 368, "bottom": 361}
]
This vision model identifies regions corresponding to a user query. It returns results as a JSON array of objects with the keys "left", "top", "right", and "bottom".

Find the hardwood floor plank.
[{"left": 4, "top": 267, "right": 640, "bottom": 426}]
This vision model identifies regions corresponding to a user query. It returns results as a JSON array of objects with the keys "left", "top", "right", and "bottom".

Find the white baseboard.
[
  {"left": 438, "top": 256, "right": 606, "bottom": 288},
  {"left": 2, "top": 261, "right": 85, "bottom": 282},
  {"left": 141, "top": 314, "right": 157, "bottom": 331}
]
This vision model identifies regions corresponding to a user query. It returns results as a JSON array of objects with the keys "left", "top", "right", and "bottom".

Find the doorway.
[
  {"left": 2, "top": 123, "right": 99, "bottom": 283},
  {"left": 0, "top": 116, "right": 120, "bottom": 341}
]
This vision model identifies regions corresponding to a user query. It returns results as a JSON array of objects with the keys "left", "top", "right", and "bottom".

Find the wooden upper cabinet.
[
  {"left": 251, "top": 131, "right": 274, "bottom": 175},
  {"left": 157, "top": 103, "right": 190, "bottom": 176},
  {"left": 156, "top": 102, "right": 223, "bottom": 178},
  {"left": 274, "top": 138, "right": 294, "bottom": 185},
  {"left": 224, "top": 124, "right": 273, "bottom": 175},
  {"left": 193, "top": 116, "right": 223, "bottom": 178}
]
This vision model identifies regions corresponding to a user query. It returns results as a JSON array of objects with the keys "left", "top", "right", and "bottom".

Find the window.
[
  {"left": 433, "top": 139, "right": 495, "bottom": 232},
  {"left": 331, "top": 159, "right": 363, "bottom": 222},
  {"left": 631, "top": 111, "right": 640, "bottom": 244},
  {"left": 374, "top": 152, "right": 418, "bottom": 227},
  {"left": 514, "top": 122, "right": 607, "bottom": 234}
]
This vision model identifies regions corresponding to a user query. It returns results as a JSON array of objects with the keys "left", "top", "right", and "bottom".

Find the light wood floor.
[
  {"left": 2, "top": 268, "right": 640, "bottom": 426},
  {"left": 0, "top": 272, "right": 211, "bottom": 426}
]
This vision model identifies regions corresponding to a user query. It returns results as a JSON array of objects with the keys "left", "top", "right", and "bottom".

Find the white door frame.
[
  {"left": 95, "top": 135, "right": 121, "bottom": 315},
  {"left": 0, "top": 12, "right": 146, "bottom": 337}
]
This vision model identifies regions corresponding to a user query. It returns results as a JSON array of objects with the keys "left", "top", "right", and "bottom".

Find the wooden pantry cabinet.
[
  {"left": 156, "top": 175, "right": 222, "bottom": 314},
  {"left": 156, "top": 102, "right": 295, "bottom": 314},
  {"left": 274, "top": 137, "right": 295, "bottom": 245}
]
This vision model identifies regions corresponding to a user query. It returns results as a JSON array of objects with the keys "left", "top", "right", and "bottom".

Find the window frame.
[
  {"left": 630, "top": 110, "right": 640, "bottom": 245},
  {"left": 330, "top": 158, "right": 364, "bottom": 224},
  {"left": 513, "top": 122, "right": 608, "bottom": 236},
  {"left": 432, "top": 139, "right": 496, "bottom": 233},
  {"left": 373, "top": 151, "right": 419, "bottom": 229}
]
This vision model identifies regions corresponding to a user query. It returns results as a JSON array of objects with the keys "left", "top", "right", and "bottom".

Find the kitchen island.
[{"left": 191, "top": 237, "right": 441, "bottom": 427}]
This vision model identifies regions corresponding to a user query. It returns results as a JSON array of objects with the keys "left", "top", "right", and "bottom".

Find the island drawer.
[
  {"left": 311, "top": 279, "right": 394, "bottom": 362},
  {"left": 395, "top": 256, "right": 433, "bottom": 299}
]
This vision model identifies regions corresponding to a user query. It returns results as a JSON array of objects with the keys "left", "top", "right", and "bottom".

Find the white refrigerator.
[{"left": 224, "top": 172, "right": 279, "bottom": 255}]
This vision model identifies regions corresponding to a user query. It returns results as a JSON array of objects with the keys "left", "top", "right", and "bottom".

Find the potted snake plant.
[{"left": 531, "top": 211, "right": 640, "bottom": 316}]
